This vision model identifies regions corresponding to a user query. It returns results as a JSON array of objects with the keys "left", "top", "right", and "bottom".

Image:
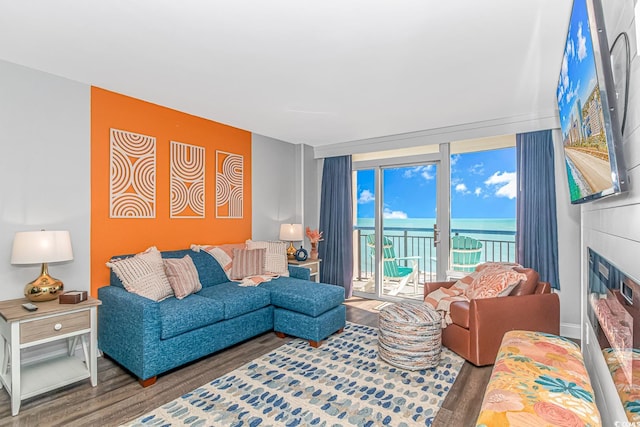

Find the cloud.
[
  {"left": 558, "top": 55, "right": 569, "bottom": 103},
  {"left": 566, "top": 38, "right": 574, "bottom": 59},
  {"left": 358, "top": 189, "right": 375, "bottom": 204},
  {"left": 469, "top": 163, "right": 484, "bottom": 175},
  {"left": 565, "top": 80, "right": 580, "bottom": 105},
  {"left": 451, "top": 155, "right": 460, "bottom": 166},
  {"left": 474, "top": 187, "right": 482, "bottom": 196},
  {"left": 577, "top": 22, "right": 587, "bottom": 61},
  {"left": 403, "top": 165, "right": 434, "bottom": 180},
  {"left": 383, "top": 208, "right": 408, "bottom": 219},
  {"left": 455, "top": 183, "right": 470, "bottom": 194},
  {"left": 485, "top": 171, "right": 517, "bottom": 199}
]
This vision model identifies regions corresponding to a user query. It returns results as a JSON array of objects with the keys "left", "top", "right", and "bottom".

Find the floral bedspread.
[{"left": 476, "top": 330, "right": 601, "bottom": 426}]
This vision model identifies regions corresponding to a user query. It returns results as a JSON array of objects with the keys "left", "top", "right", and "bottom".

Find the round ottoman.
[{"left": 378, "top": 302, "right": 442, "bottom": 370}]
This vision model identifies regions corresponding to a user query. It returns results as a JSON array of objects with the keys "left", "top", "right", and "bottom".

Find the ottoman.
[
  {"left": 378, "top": 302, "right": 442, "bottom": 370},
  {"left": 260, "top": 277, "right": 346, "bottom": 347}
]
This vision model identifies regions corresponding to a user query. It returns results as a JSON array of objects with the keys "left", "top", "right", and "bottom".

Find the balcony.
[{"left": 353, "top": 226, "right": 516, "bottom": 299}]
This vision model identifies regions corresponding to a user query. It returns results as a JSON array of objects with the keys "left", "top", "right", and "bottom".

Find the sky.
[
  {"left": 556, "top": 0, "right": 598, "bottom": 134},
  {"left": 356, "top": 147, "right": 516, "bottom": 219}
]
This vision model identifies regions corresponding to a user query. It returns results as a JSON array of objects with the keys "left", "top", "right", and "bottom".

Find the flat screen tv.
[{"left": 556, "top": 0, "right": 628, "bottom": 204}]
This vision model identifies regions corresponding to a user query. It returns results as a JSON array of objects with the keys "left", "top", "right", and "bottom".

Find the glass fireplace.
[{"left": 587, "top": 248, "right": 640, "bottom": 421}]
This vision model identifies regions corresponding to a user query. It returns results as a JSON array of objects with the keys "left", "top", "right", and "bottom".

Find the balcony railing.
[{"left": 354, "top": 226, "right": 516, "bottom": 284}]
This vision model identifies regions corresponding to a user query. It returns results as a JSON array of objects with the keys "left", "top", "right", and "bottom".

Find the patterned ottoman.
[
  {"left": 476, "top": 330, "right": 601, "bottom": 426},
  {"left": 378, "top": 302, "right": 442, "bottom": 370}
]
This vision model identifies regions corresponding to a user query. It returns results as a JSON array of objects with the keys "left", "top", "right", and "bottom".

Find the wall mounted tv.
[{"left": 556, "top": 0, "right": 628, "bottom": 204}]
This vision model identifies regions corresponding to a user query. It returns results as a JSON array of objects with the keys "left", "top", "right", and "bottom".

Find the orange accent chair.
[{"left": 423, "top": 267, "right": 560, "bottom": 366}]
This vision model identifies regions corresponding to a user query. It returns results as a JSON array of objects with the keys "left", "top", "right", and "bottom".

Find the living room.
[{"left": 0, "top": 0, "right": 639, "bottom": 425}]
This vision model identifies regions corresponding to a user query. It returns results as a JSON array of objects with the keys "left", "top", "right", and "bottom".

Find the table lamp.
[
  {"left": 279, "top": 223, "right": 303, "bottom": 260},
  {"left": 11, "top": 230, "right": 74, "bottom": 302}
]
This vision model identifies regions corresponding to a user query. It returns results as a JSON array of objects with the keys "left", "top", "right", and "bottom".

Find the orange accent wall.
[{"left": 91, "top": 87, "right": 252, "bottom": 296}]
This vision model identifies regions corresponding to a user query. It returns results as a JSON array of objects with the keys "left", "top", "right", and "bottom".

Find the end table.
[
  {"left": 288, "top": 258, "right": 321, "bottom": 282},
  {"left": 0, "top": 296, "right": 101, "bottom": 415}
]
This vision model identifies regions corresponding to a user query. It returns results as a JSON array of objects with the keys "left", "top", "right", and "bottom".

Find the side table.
[
  {"left": 288, "top": 258, "right": 321, "bottom": 282},
  {"left": 0, "top": 296, "right": 101, "bottom": 415}
]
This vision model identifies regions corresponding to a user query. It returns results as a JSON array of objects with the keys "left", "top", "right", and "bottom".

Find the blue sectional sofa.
[{"left": 97, "top": 248, "right": 346, "bottom": 386}]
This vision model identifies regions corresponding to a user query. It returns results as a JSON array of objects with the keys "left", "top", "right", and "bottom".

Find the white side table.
[
  {"left": 0, "top": 296, "right": 101, "bottom": 415},
  {"left": 288, "top": 258, "right": 322, "bottom": 282}
]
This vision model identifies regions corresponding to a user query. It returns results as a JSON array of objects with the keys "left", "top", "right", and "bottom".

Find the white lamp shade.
[
  {"left": 11, "top": 230, "right": 74, "bottom": 264},
  {"left": 279, "top": 223, "right": 303, "bottom": 241}
]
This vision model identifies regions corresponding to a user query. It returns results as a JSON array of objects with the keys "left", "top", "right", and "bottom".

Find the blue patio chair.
[
  {"left": 366, "top": 235, "right": 419, "bottom": 295},
  {"left": 450, "top": 235, "right": 483, "bottom": 274}
]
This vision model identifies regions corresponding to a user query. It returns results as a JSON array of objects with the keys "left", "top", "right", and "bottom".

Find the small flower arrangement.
[{"left": 305, "top": 227, "right": 323, "bottom": 244}]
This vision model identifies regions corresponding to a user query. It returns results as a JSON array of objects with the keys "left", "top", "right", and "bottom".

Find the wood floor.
[{"left": 0, "top": 297, "right": 492, "bottom": 426}]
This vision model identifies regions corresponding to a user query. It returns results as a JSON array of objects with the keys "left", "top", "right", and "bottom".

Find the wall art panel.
[
  {"left": 110, "top": 128, "right": 156, "bottom": 218},
  {"left": 170, "top": 141, "right": 205, "bottom": 218},
  {"left": 216, "top": 151, "right": 243, "bottom": 218}
]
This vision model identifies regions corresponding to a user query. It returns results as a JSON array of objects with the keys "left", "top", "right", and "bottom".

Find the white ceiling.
[{"left": 0, "top": 0, "right": 571, "bottom": 147}]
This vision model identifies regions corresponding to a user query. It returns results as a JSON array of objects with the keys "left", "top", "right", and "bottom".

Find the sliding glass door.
[{"left": 353, "top": 152, "right": 448, "bottom": 301}]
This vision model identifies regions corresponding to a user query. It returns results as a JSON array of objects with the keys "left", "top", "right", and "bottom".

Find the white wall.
[
  {"left": 0, "top": 60, "right": 91, "bottom": 299},
  {"left": 303, "top": 144, "right": 320, "bottom": 231},
  {"left": 251, "top": 133, "right": 300, "bottom": 240},
  {"left": 580, "top": 0, "right": 639, "bottom": 424},
  {"left": 553, "top": 129, "right": 582, "bottom": 338}
]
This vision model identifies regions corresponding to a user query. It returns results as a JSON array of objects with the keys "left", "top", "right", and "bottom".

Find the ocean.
[
  {"left": 356, "top": 217, "right": 516, "bottom": 241},
  {"left": 354, "top": 217, "right": 516, "bottom": 275}
]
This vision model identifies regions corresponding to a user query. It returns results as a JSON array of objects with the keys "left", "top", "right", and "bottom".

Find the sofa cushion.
[
  {"left": 196, "top": 282, "right": 271, "bottom": 320},
  {"left": 107, "top": 246, "right": 174, "bottom": 302},
  {"left": 109, "top": 248, "right": 231, "bottom": 289},
  {"left": 260, "top": 277, "right": 344, "bottom": 317},
  {"left": 158, "top": 294, "right": 225, "bottom": 339}
]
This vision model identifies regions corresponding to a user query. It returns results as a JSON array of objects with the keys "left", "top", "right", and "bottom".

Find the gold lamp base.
[
  {"left": 24, "top": 263, "right": 64, "bottom": 302},
  {"left": 286, "top": 241, "right": 296, "bottom": 260}
]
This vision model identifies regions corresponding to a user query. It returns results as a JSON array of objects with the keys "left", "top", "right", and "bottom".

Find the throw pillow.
[
  {"left": 475, "top": 262, "right": 522, "bottom": 272},
  {"left": 451, "top": 270, "right": 479, "bottom": 290},
  {"left": 230, "top": 248, "right": 266, "bottom": 280},
  {"left": 246, "top": 240, "right": 289, "bottom": 276},
  {"left": 106, "top": 246, "right": 174, "bottom": 302},
  {"left": 163, "top": 255, "right": 202, "bottom": 299},
  {"left": 465, "top": 264, "right": 527, "bottom": 299},
  {"left": 191, "top": 244, "right": 237, "bottom": 280}
]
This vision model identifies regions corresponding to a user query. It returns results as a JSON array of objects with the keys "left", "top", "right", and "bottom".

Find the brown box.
[{"left": 59, "top": 290, "right": 88, "bottom": 304}]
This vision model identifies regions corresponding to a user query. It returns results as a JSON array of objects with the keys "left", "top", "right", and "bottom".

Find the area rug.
[{"left": 123, "top": 322, "right": 464, "bottom": 427}]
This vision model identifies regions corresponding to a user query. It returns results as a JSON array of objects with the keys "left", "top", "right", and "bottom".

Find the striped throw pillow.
[
  {"left": 246, "top": 240, "right": 289, "bottom": 276},
  {"left": 230, "top": 248, "right": 266, "bottom": 280},
  {"left": 163, "top": 255, "right": 202, "bottom": 299},
  {"left": 106, "top": 246, "right": 174, "bottom": 302}
]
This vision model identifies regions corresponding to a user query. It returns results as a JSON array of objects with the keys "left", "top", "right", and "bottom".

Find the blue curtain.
[
  {"left": 319, "top": 155, "right": 353, "bottom": 298},
  {"left": 516, "top": 130, "right": 560, "bottom": 290}
]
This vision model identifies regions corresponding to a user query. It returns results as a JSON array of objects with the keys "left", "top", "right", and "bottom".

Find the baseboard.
[{"left": 560, "top": 322, "right": 581, "bottom": 339}]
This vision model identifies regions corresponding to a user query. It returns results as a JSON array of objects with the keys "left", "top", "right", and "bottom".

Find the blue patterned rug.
[{"left": 123, "top": 322, "right": 464, "bottom": 427}]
